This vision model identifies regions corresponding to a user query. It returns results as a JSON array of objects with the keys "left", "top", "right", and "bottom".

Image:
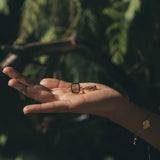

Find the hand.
[
  {"left": 3, "top": 67, "right": 129, "bottom": 117},
  {"left": 4, "top": 67, "right": 160, "bottom": 150}
]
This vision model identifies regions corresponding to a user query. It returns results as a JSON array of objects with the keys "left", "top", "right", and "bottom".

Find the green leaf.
[
  {"left": 0, "top": 0, "right": 10, "bottom": 15},
  {"left": 112, "top": 51, "right": 124, "bottom": 65},
  {"left": 124, "top": 0, "right": 141, "bottom": 23},
  {"left": 102, "top": 8, "right": 123, "bottom": 20},
  {"left": 105, "top": 22, "right": 120, "bottom": 34},
  {"left": 0, "top": 134, "right": 7, "bottom": 146}
]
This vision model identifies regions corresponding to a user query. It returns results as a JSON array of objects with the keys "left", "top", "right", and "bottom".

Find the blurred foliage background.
[{"left": 0, "top": 0, "right": 160, "bottom": 159}]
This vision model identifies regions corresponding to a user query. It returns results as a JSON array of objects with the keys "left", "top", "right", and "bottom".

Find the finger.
[
  {"left": 23, "top": 100, "right": 71, "bottom": 114},
  {"left": 40, "top": 78, "right": 71, "bottom": 89},
  {"left": 8, "top": 79, "right": 55, "bottom": 103},
  {"left": 3, "top": 67, "right": 34, "bottom": 86}
]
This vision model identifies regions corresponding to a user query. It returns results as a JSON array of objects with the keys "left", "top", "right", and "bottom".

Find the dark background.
[{"left": 0, "top": 0, "right": 160, "bottom": 159}]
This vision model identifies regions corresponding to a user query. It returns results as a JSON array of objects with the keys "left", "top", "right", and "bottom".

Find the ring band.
[
  {"left": 71, "top": 83, "right": 80, "bottom": 93},
  {"left": 71, "top": 83, "right": 96, "bottom": 94},
  {"left": 83, "top": 85, "right": 97, "bottom": 93}
]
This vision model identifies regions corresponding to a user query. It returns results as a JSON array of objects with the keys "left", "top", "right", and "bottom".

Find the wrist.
[{"left": 103, "top": 99, "right": 151, "bottom": 134}]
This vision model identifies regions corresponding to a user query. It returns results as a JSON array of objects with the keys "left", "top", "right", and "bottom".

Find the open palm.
[{"left": 3, "top": 67, "right": 123, "bottom": 115}]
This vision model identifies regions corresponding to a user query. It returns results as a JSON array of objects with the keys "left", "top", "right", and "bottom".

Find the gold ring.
[
  {"left": 71, "top": 83, "right": 97, "bottom": 94},
  {"left": 82, "top": 85, "right": 97, "bottom": 94}
]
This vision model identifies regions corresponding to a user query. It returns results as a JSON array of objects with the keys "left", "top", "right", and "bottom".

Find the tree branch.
[{"left": 0, "top": 36, "right": 145, "bottom": 106}]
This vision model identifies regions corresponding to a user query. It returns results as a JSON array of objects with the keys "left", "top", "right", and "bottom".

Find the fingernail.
[
  {"left": 40, "top": 80, "right": 46, "bottom": 85},
  {"left": 2, "top": 67, "right": 7, "bottom": 73},
  {"left": 23, "top": 107, "right": 29, "bottom": 114},
  {"left": 8, "top": 79, "right": 13, "bottom": 86}
]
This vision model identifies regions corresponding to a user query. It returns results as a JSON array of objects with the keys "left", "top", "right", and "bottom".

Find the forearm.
[{"left": 96, "top": 98, "right": 160, "bottom": 150}]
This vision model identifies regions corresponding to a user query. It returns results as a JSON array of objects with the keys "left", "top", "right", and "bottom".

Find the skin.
[{"left": 2, "top": 67, "right": 160, "bottom": 151}]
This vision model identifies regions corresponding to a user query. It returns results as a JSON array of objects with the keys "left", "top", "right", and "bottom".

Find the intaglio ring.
[{"left": 71, "top": 83, "right": 97, "bottom": 94}]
